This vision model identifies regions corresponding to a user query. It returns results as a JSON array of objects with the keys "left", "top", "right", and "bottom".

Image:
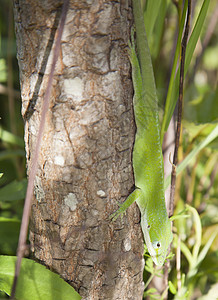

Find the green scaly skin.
[{"left": 111, "top": 0, "right": 173, "bottom": 266}]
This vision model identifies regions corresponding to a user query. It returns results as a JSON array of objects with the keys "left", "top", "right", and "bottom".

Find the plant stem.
[
  {"left": 10, "top": 0, "right": 69, "bottom": 298},
  {"left": 169, "top": 0, "right": 191, "bottom": 217}
]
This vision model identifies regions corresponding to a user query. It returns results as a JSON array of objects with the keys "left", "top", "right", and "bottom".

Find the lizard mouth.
[{"left": 152, "top": 254, "right": 164, "bottom": 266}]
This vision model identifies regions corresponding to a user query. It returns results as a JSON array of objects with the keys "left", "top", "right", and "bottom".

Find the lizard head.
[{"left": 141, "top": 216, "right": 173, "bottom": 266}]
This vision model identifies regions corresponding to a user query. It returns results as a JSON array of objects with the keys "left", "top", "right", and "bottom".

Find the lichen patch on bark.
[{"left": 64, "top": 193, "right": 78, "bottom": 211}]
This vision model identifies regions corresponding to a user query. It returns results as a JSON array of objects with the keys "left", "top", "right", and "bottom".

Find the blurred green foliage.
[
  {"left": 142, "top": 0, "right": 218, "bottom": 299},
  {"left": 0, "top": 0, "right": 25, "bottom": 264}
]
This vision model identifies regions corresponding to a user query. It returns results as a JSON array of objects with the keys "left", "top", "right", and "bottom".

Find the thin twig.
[
  {"left": 169, "top": 0, "right": 191, "bottom": 217},
  {"left": 10, "top": 0, "right": 69, "bottom": 298}
]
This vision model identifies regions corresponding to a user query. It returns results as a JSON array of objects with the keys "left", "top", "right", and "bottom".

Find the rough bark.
[{"left": 13, "top": 0, "right": 144, "bottom": 299}]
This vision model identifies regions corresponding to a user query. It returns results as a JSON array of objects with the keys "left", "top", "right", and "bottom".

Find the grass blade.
[
  {"left": 161, "top": 0, "right": 188, "bottom": 143},
  {"left": 143, "top": 0, "right": 162, "bottom": 44},
  {"left": 161, "top": 0, "right": 210, "bottom": 140}
]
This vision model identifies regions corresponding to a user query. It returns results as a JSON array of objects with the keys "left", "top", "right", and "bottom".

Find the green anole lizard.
[{"left": 111, "top": 0, "right": 173, "bottom": 266}]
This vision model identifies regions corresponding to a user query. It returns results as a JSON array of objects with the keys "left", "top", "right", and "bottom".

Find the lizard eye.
[{"left": 152, "top": 241, "right": 161, "bottom": 249}]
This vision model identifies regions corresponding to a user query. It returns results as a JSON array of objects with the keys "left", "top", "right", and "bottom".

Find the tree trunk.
[{"left": 13, "top": 0, "right": 144, "bottom": 299}]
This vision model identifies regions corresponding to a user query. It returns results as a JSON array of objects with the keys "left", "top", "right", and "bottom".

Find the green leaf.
[
  {"left": 195, "top": 230, "right": 218, "bottom": 269},
  {"left": 0, "top": 59, "right": 7, "bottom": 82},
  {"left": 168, "top": 281, "right": 177, "bottom": 295},
  {"left": 187, "top": 230, "right": 218, "bottom": 280},
  {"left": 0, "top": 218, "right": 20, "bottom": 254},
  {"left": 0, "top": 150, "right": 25, "bottom": 160},
  {"left": 0, "top": 179, "right": 27, "bottom": 202},
  {"left": 166, "top": 252, "right": 174, "bottom": 260},
  {"left": 165, "top": 125, "right": 218, "bottom": 189},
  {"left": 144, "top": 288, "right": 158, "bottom": 297},
  {"left": 186, "top": 205, "right": 202, "bottom": 263},
  {"left": 0, "top": 127, "right": 24, "bottom": 148},
  {"left": 150, "top": 0, "right": 168, "bottom": 60},
  {"left": 184, "top": 87, "right": 218, "bottom": 124},
  {"left": 143, "top": 0, "right": 162, "bottom": 44},
  {"left": 179, "top": 240, "right": 193, "bottom": 267},
  {"left": 144, "top": 257, "right": 154, "bottom": 274},
  {"left": 170, "top": 214, "right": 189, "bottom": 222},
  {"left": 0, "top": 256, "right": 81, "bottom": 300}
]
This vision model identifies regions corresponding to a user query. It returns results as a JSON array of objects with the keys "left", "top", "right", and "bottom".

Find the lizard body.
[{"left": 111, "top": 0, "right": 173, "bottom": 266}]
